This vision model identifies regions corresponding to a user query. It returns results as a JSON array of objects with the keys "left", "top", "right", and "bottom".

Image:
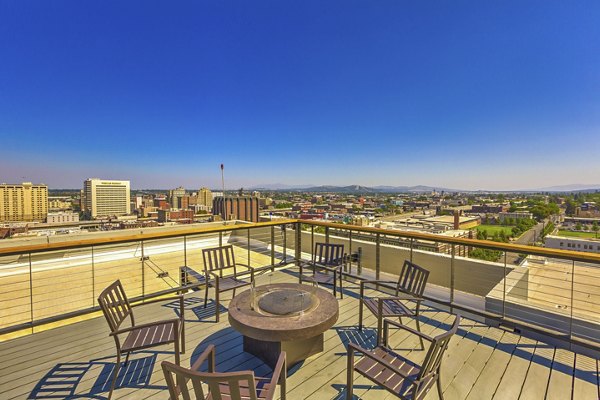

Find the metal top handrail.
[
  {"left": 0, "top": 219, "right": 296, "bottom": 257},
  {"left": 1, "top": 218, "right": 599, "bottom": 264}
]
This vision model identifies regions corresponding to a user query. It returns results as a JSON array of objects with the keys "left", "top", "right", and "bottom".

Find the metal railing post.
[
  {"left": 283, "top": 224, "right": 287, "bottom": 262},
  {"left": 295, "top": 222, "right": 301, "bottom": 266},
  {"left": 503, "top": 251, "right": 507, "bottom": 318},
  {"left": 569, "top": 260, "right": 575, "bottom": 348},
  {"left": 28, "top": 252, "right": 34, "bottom": 334},
  {"left": 183, "top": 236, "right": 187, "bottom": 267},
  {"left": 410, "top": 238, "right": 414, "bottom": 263},
  {"left": 270, "top": 226, "right": 275, "bottom": 269},
  {"left": 325, "top": 226, "right": 330, "bottom": 244},
  {"left": 376, "top": 233, "right": 381, "bottom": 280},
  {"left": 91, "top": 246, "right": 95, "bottom": 307},
  {"left": 141, "top": 240, "right": 145, "bottom": 298},
  {"left": 450, "top": 244, "right": 455, "bottom": 310},
  {"left": 311, "top": 225, "right": 314, "bottom": 253},
  {"left": 247, "top": 228, "right": 251, "bottom": 267},
  {"left": 219, "top": 231, "right": 223, "bottom": 248}
]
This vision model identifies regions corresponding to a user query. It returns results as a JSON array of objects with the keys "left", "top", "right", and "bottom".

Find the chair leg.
[
  {"left": 415, "top": 316, "right": 424, "bottom": 350},
  {"left": 437, "top": 367, "right": 444, "bottom": 400},
  {"left": 215, "top": 290, "right": 220, "bottom": 323},
  {"left": 123, "top": 351, "right": 131, "bottom": 366},
  {"left": 358, "top": 298, "right": 363, "bottom": 331},
  {"left": 181, "top": 321, "right": 186, "bottom": 354},
  {"left": 204, "top": 284, "right": 209, "bottom": 308},
  {"left": 108, "top": 352, "right": 121, "bottom": 399},
  {"left": 339, "top": 271, "right": 343, "bottom": 299},
  {"left": 346, "top": 352, "right": 354, "bottom": 400},
  {"left": 376, "top": 313, "right": 382, "bottom": 346}
]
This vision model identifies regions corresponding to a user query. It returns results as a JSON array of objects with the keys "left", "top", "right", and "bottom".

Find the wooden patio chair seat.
[
  {"left": 121, "top": 321, "right": 178, "bottom": 352},
  {"left": 299, "top": 242, "right": 346, "bottom": 298},
  {"left": 347, "top": 315, "right": 461, "bottom": 400},
  {"left": 359, "top": 260, "right": 429, "bottom": 346},
  {"left": 98, "top": 280, "right": 185, "bottom": 399},
  {"left": 162, "top": 344, "right": 287, "bottom": 400},
  {"left": 202, "top": 245, "right": 254, "bottom": 322}
]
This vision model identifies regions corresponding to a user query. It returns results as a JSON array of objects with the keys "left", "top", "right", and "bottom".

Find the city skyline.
[{"left": 1, "top": 2, "right": 599, "bottom": 190}]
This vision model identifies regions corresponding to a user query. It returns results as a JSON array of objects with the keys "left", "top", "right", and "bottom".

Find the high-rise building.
[
  {"left": 83, "top": 178, "right": 130, "bottom": 218},
  {"left": 198, "top": 187, "right": 213, "bottom": 208},
  {"left": 0, "top": 182, "right": 48, "bottom": 222},
  {"left": 213, "top": 196, "right": 260, "bottom": 222},
  {"left": 169, "top": 186, "right": 186, "bottom": 209}
]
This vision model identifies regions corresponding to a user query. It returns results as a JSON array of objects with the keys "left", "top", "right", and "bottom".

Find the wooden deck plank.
[
  {"left": 518, "top": 343, "right": 555, "bottom": 400},
  {"left": 444, "top": 327, "right": 503, "bottom": 399},
  {"left": 491, "top": 336, "right": 537, "bottom": 400},
  {"left": 464, "top": 329, "right": 521, "bottom": 400},
  {"left": 572, "top": 353, "right": 599, "bottom": 400},
  {"left": 0, "top": 268, "right": 597, "bottom": 400},
  {"left": 545, "top": 348, "right": 575, "bottom": 400}
]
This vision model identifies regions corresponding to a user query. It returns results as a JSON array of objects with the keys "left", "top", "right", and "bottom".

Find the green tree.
[
  {"left": 576, "top": 222, "right": 583, "bottom": 231},
  {"left": 593, "top": 221, "right": 599, "bottom": 238}
]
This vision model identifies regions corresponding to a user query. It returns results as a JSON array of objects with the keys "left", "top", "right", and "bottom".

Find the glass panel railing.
[
  {"left": 30, "top": 247, "right": 94, "bottom": 322},
  {"left": 92, "top": 241, "right": 143, "bottom": 299},
  {"left": 0, "top": 253, "right": 32, "bottom": 330}
]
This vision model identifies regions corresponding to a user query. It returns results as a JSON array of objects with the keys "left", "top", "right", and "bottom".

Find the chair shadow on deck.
[
  {"left": 190, "top": 327, "right": 304, "bottom": 380},
  {"left": 28, "top": 351, "right": 167, "bottom": 399},
  {"left": 162, "top": 297, "right": 228, "bottom": 322}
]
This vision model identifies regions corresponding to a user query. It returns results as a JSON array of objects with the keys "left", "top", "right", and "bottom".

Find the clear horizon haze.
[{"left": 1, "top": 1, "right": 599, "bottom": 191}]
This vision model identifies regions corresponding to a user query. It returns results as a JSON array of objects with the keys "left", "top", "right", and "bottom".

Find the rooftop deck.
[{"left": 0, "top": 269, "right": 598, "bottom": 400}]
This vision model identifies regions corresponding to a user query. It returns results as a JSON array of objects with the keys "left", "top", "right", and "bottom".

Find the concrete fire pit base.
[{"left": 229, "top": 283, "right": 339, "bottom": 369}]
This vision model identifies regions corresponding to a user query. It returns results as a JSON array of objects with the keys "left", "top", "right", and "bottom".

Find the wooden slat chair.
[
  {"left": 299, "top": 242, "right": 346, "bottom": 298},
  {"left": 162, "top": 344, "right": 287, "bottom": 400},
  {"left": 359, "top": 260, "right": 429, "bottom": 346},
  {"left": 202, "top": 245, "right": 254, "bottom": 322},
  {"left": 347, "top": 315, "right": 460, "bottom": 400},
  {"left": 98, "top": 280, "right": 185, "bottom": 399}
]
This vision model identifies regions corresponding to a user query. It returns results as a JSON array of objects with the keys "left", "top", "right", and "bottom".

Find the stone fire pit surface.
[{"left": 228, "top": 283, "right": 339, "bottom": 343}]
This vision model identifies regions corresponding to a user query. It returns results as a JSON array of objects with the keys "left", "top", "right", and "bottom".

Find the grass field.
[
  {"left": 475, "top": 224, "right": 515, "bottom": 236},
  {"left": 557, "top": 230, "right": 599, "bottom": 239}
]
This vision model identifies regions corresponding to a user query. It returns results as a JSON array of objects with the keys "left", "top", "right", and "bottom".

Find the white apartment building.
[
  {"left": 545, "top": 235, "right": 600, "bottom": 254},
  {"left": 83, "top": 179, "right": 130, "bottom": 218},
  {"left": 46, "top": 211, "right": 80, "bottom": 224},
  {"left": 0, "top": 182, "right": 48, "bottom": 222}
]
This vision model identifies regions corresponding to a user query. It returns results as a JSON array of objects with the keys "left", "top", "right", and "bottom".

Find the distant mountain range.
[
  {"left": 248, "top": 183, "right": 600, "bottom": 193},
  {"left": 248, "top": 184, "right": 459, "bottom": 193}
]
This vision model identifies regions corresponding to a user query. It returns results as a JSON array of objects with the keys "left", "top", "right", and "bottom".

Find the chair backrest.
[
  {"left": 312, "top": 243, "right": 344, "bottom": 266},
  {"left": 162, "top": 361, "right": 259, "bottom": 400},
  {"left": 396, "top": 260, "right": 429, "bottom": 297},
  {"left": 202, "top": 245, "right": 237, "bottom": 277},
  {"left": 97, "top": 280, "right": 134, "bottom": 333},
  {"left": 417, "top": 315, "right": 461, "bottom": 384}
]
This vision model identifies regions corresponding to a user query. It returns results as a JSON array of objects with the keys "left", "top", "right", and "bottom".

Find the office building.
[
  {"left": 46, "top": 211, "right": 79, "bottom": 224},
  {"left": 169, "top": 186, "right": 186, "bottom": 209},
  {"left": 198, "top": 187, "right": 213, "bottom": 208},
  {"left": 213, "top": 196, "right": 260, "bottom": 222},
  {"left": 545, "top": 235, "right": 600, "bottom": 254},
  {"left": 0, "top": 182, "right": 48, "bottom": 222},
  {"left": 83, "top": 179, "right": 130, "bottom": 218}
]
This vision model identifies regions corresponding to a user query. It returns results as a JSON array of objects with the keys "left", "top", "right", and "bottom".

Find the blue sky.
[{"left": 1, "top": 1, "right": 599, "bottom": 190}]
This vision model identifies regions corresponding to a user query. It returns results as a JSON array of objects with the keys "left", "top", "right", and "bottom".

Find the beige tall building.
[
  {"left": 0, "top": 182, "right": 48, "bottom": 222},
  {"left": 83, "top": 179, "right": 130, "bottom": 218},
  {"left": 198, "top": 187, "right": 213, "bottom": 208}
]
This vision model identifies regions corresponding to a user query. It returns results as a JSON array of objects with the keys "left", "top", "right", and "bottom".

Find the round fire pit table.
[{"left": 228, "top": 283, "right": 339, "bottom": 369}]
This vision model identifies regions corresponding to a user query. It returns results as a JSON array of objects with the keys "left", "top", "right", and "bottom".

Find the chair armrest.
[
  {"left": 267, "top": 352, "right": 286, "bottom": 400},
  {"left": 347, "top": 343, "right": 415, "bottom": 381},
  {"left": 383, "top": 318, "right": 433, "bottom": 343},
  {"left": 360, "top": 280, "right": 397, "bottom": 289},
  {"left": 313, "top": 263, "right": 342, "bottom": 273},
  {"left": 191, "top": 344, "right": 216, "bottom": 372},
  {"left": 111, "top": 318, "right": 180, "bottom": 336},
  {"left": 131, "top": 295, "right": 184, "bottom": 308}
]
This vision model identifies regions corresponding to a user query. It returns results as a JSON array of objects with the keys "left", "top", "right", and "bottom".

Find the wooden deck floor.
[{"left": 0, "top": 269, "right": 598, "bottom": 400}]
